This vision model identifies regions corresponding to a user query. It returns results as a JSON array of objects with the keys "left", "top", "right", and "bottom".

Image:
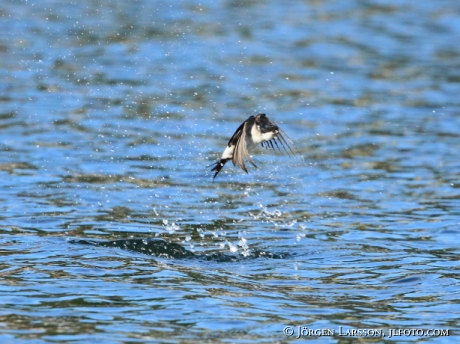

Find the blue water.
[{"left": 1, "top": 0, "right": 460, "bottom": 342}]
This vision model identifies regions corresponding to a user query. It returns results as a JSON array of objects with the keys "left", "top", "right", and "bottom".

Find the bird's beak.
[{"left": 260, "top": 123, "right": 279, "bottom": 134}]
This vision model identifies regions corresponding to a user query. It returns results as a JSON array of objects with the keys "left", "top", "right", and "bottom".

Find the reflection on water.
[{"left": 1, "top": 0, "right": 460, "bottom": 342}]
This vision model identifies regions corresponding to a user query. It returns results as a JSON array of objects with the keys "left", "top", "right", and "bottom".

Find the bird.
[{"left": 209, "top": 113, "right": 297, "bottom": 180}]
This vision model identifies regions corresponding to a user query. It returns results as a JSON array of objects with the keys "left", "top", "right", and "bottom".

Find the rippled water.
[{"left": 1, "top": 0, "right": 460, "bottom": 342}]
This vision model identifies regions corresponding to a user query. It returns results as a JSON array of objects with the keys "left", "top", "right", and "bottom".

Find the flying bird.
[{"left": 209, "top": 113, "right": 297, "bottom": 179}]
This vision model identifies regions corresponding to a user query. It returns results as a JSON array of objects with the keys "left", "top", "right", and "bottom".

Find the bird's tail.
[{"left": 209, "top": 158, "right": 229, "bottom": 180}]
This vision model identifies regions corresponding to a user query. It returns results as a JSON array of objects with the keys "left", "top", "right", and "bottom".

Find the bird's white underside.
[{"left": 250, "top": 124, "right": 277, "bottom": 144}]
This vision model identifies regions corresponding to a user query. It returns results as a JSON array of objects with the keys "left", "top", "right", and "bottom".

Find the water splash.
[{"left": 162, "top": 219, "right": 180, "bottom": 234}]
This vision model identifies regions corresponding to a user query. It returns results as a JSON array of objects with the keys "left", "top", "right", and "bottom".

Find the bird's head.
[{"left": 255, "top": 114, "right": 279, "bottom": 134}]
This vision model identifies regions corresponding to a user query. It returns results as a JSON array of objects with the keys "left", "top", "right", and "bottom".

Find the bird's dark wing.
[
  {"left": 226, "top": 120, "right": 246, "bottom": 147},
  {"left": 275, "top": 128, "right": 297, "bottom": 156},
  {"left": 261, "top": 123, "right": 298, "bottom": 157}
]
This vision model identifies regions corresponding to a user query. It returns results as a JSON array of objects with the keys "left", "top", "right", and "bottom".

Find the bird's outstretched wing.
[
  {"left": 226, "top": 120, "right": 245, "bottom": 147},
  {"left": 232, "top": 120, "right": 257, "bottom": 173},
  {"left": 262, "top": 128, "right": 298, "bottom": 157}
]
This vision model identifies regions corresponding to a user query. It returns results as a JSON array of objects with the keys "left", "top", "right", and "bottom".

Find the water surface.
[{"left": 1, "top": 0, "right": 460, "bottom": 342}]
